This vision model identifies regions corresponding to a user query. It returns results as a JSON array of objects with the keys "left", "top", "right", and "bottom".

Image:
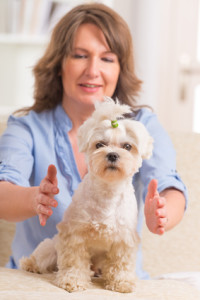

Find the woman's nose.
[{"left": 85, "top": 58, "right": 100, "bottom": 78}]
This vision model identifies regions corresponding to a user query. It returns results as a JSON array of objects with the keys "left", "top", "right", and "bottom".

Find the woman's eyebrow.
[
  {"left": 73, "top": 47, "right": 88, "bottom": 52},
  {"left": 73, "top": 47, "right": 115, "bottom": 55}
]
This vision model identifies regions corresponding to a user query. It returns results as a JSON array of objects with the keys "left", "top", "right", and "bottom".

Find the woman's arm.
[
  {"left": 0, "top": 165, "right": 59, "bottom": 226},
  {"left": 144, "top": 179, "right": 185, "bottom": 235}
]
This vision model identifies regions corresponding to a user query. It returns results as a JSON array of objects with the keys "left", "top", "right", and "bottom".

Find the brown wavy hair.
[{"left": 18, "top": 3, "right": 142, "bottom": 114}]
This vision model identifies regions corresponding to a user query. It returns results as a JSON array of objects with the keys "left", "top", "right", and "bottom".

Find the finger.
[
  {"left": 40, "top": 181, "right": 59, "bottom": 194},
  {"left": 147, "top": 179, "right": 159, "bottom": 200},
  {"left": 158, "top": 217, "right": 168, "bottom": 227},
  {"left": 157, "top": 197, "right": 166, "bottom": 208},
  {"left": 156, "top": 207, "right": 167, "bottom": 218},
  {"left": 37, "top": 203, "right": 53, "bottom": 217},
  {"left": 156, "top": 226, "right": 165, "bottom": 235},
  {"left": 47, "top": 164, "right": 58, "bottom": 185},
  {"left": 39, "top": 214, "right": 49, "bottom": 227},
  {"left": 38, "top": 194, "right": 58, "bottom": 208}
]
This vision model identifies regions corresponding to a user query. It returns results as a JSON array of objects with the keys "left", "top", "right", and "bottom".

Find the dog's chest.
[
  {"left": 86, "top": 192, "right": 137, "bottom": 229},
  {"left": 81, "top": 222, "right": 115, "bottom": 252}
]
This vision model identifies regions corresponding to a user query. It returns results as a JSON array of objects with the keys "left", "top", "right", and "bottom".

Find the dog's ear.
[
  {"left": 77, "top": 118, "right": 96, "bottom": 153},
  {"left": 139, "top": 130, "right": 154, "bottom": 159},
  {"left": 125, "top": 120, "right": 154, "bottom": 159}
]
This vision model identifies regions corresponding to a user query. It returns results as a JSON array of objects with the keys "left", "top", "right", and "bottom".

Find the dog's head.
[{"left": 78, "top": 98, "right": 153, "bottom": 182}]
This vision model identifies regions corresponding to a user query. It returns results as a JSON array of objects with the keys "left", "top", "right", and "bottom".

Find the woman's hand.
[
  {"left": 144, "top": 179, "right": 168, "bottom": 235},
  {"left": 33, "top": 164, "right": 59, "bottom": 226}
]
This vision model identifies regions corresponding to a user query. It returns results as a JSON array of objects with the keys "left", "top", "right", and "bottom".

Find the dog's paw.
[
  {"left": 105, "top": 280, "right": 134, "bottom": 293},
  {"left": 55, "top": 271, "right": 89, "bottom": 292},
  {"left": 20, "top": 256, "right": 41, "bottom": 274}
]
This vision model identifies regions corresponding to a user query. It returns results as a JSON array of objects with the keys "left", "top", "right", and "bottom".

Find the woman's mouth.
[
  {"left": 80, "top": 84, "right": 100, "bottom": 88},
  {"left": 79, "top": 83, "right": 102, "bottom": 92}
]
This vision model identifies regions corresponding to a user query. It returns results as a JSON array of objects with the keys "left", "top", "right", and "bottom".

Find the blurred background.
[{"left": 0, "top": 0, "right": 199, "bottom": 133}]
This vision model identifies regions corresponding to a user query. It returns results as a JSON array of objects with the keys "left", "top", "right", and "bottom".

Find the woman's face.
[{"left": 61, "top": 23, "right": 120, "bottom": 108}]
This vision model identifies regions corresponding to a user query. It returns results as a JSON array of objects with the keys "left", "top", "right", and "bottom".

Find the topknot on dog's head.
[
  {"left": 77, "top": 98, "right": 132, "bottom": 152},
  {"left": 93, "top": 97, "right": 132, "bottom": 122}
]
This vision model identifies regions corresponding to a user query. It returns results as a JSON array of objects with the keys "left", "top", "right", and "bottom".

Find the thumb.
[
  {"left": 147, "top": 179, "right": 159, "bottom": 199},
  {"left": 47, "top": 164, "right": 58, "bottom": 185}
]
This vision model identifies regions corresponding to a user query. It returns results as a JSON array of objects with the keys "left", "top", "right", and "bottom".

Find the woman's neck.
[
  {"left": 62, "top": 99, "right": 91, "bottom": 179},
  {"left": 62, "top": 99, "right": 95, "bottom": 133},
  {"left": 68, "top": 129, "right": 88, "bottom": 179}
]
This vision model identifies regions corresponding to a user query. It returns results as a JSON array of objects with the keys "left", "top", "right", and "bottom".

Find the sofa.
[{"left": 0, "top": 116, "right": 200, "bottom": 300}]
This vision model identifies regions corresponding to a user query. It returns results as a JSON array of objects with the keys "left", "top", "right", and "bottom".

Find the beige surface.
[
  {"left": 0, "top": 220, "right": 15, "bottom": 267},
  {"left": 0, "top": 117, "right": 200, "bottom": 299},
  {"left": 0, "top": 117, "right": 16, "bottom": 267},
  {"left": 142, "top": 132, "right": 200, "bottom": 277},
  {"left": 0, "top": 267, "right": 200, "bottom": 300}
]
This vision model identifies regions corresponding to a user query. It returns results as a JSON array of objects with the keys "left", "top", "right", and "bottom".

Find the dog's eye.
[
  {"left": 96, "top": 142, "right": 105, "bottom": 149},
  {"left": 123, "top": 143, "right": 132, "bottom": 151}
]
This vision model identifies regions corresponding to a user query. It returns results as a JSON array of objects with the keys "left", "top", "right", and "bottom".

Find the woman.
[{"left": 0, "top": 3, "right": 187, "bottom": 279}]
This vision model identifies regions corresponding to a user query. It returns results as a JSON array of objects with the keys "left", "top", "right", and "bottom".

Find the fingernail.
[
  {"left": 52, "top": 201, "right": 58, "bottom": 207},
  {"left": 52, "top": 187, "right": 58, "bottom": 194},
  {"left": 48, "top": 210, "right": 53, "bottom": 216},
  {"left": 40, "top": 219, "right": 45, "bottom": 226}
]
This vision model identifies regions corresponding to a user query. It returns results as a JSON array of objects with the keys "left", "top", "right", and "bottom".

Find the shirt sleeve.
[
  {"left": 136, "top": 109, "right": 188, "bottom": 207},
  {"left": 0, "top": 115, "right": 34, "bottom": 187}
]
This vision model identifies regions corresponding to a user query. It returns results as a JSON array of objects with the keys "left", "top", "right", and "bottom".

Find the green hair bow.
[{"left": 111, "top": 120, "right": 118, "bottom": 128}]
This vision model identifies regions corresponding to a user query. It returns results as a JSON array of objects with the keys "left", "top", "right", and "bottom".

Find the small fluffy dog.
[{"left": 20, "top": 99, "right": 153, "bottom": 293}]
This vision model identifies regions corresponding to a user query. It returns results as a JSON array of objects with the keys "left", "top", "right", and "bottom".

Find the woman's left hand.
[{"left": 144, "top": 179, "right": 168, "bottom": 235}]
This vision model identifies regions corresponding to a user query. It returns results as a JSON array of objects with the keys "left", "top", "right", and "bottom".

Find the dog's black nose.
[{"left": 106, "top": 152, "right": 119, "bottom": 162}]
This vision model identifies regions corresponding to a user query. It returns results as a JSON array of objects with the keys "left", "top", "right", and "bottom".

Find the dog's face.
[
  {"left": 78, "top": 102, "right": 153, "bottom": 182},
  {"left": 84, "top": 121, "right": 146, "bottom": 182}
]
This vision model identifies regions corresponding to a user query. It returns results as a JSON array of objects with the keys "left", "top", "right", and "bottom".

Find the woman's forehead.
[{"left": 73, "top": 23, "right": 109, "bottom": 47}]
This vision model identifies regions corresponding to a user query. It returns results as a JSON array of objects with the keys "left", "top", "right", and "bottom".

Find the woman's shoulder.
[
  {"left": 132, "top": 107, "right": 171, "bottom": 141},
  {"left": 133, "top": 107, "right": 156, "bottom": 123},
  {"left": 7, "top": 107, "right": 57, "bottom": 136},
  {"left": 7, "top": 104, "right": 71, "bottom": 132},
  {"left": 130, "top": 107, "right": 159, "bottom": 130},
  {"left": 9, "top": 108, "right": 53, "bottom": 125}
]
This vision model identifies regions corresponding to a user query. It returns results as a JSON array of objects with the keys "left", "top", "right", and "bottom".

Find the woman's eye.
[
  {"left": 73, "top": 54, "right": 87, "bottom": 59},
  {"left": 96, "top": 142, "right": 105, "bottom": 149},
  {"left": 123, "top": 143, "right": 132, "bottom": 151},
  {"left": 101, "top": 57, "right": 114, "bottom": 63}
]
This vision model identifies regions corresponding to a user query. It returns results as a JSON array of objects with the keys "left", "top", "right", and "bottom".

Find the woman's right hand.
[{"left": 33, "top": 164, "right": 59, "bottom": 226}]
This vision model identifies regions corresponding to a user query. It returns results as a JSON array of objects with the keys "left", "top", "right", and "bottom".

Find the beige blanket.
[{"left": 0, "top": 267, "right": 200, "bottom": 300}]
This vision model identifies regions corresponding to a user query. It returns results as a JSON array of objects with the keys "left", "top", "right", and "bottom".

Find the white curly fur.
[{"left": 20, "top": 99, "right": 153, "bottom": 293}]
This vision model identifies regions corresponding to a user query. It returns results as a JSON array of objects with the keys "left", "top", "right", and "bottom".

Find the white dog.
[{"left": 20, "top": 99, "right": 153, "bottom": 293}]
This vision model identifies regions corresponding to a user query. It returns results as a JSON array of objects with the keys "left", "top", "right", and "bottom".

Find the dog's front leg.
[
  {"left": 55, "top": 222, "right": 91, "bottom": 292},
  {"left": 20, "top": 235, "right": 58, "bottom": 274},
  {"left": 102, "top": 241, "right": 137, "bottom": 293}
]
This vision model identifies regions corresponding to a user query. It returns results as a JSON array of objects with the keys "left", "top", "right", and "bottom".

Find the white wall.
[
  {"left": 119, "top": 0, "right": 200, "bottom": 133},
  {"left": 0, "top": 40, "right": 46, "bottom": 113},
  {"left": 114, "top": 0, "right": 172, "bottom": 117}
]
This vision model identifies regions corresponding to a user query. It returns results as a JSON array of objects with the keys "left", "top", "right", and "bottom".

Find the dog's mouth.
[{"left": 105, "top": 165, "right": 118, "bottom": 171}]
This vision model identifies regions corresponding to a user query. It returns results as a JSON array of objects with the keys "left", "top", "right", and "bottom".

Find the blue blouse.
[{"left": 0, "top": 104, "right": 188, "bottom": 279}]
